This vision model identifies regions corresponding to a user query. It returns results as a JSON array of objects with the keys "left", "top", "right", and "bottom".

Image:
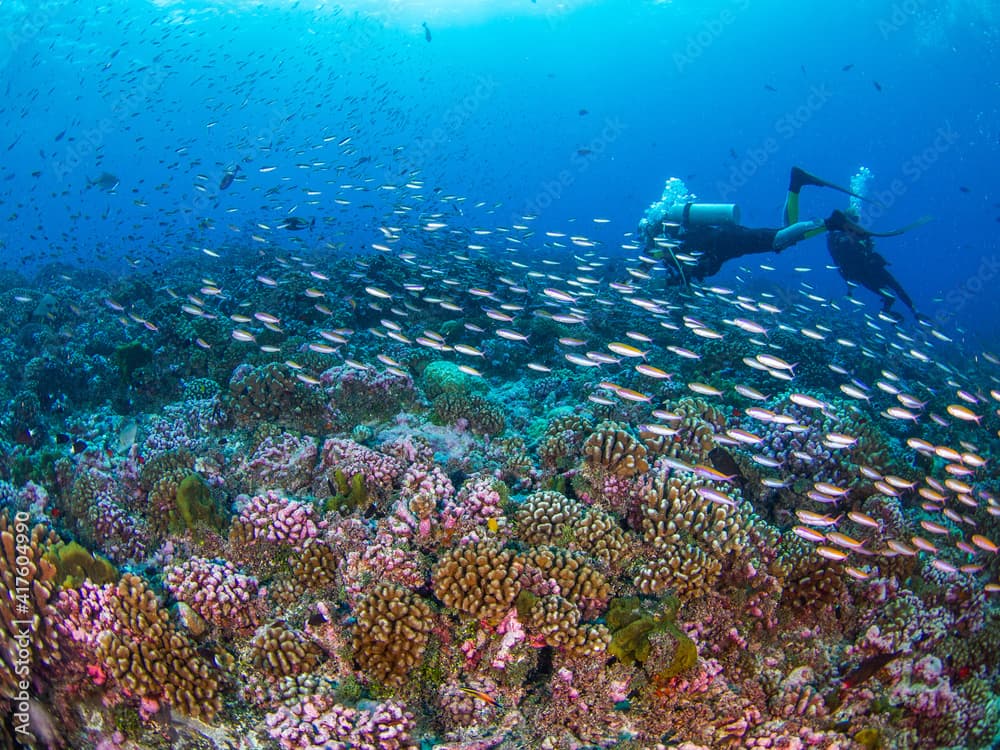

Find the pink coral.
[
  {"left": 265, "top": 694, "right": 416, "bottom": 750},
  {"left": 318, "top": 438, "right": 403, "bottom": 503},
  {"left": 443, "top": 474, "right": 505, "bottom": 528},
  {"left": 235, "top": 490, "right": 327, "bottom": 550},
  {"left": 89, "top": 491, "right": 149, "bottom": 562},
  {"left": 243, "top": 432, "right": 318, "bottom": 493},
  {"left": 338, "top": 526, "right": 424, "bottom": 606},
  {"left": 164, "top": 556, "right": 262, "bottom": 634},
  {"left": 54, "top": 580, "right": 116, "bottom": 653}
]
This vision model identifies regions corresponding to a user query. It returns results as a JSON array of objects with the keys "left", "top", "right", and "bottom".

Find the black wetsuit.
[
  {"left": 827, "top": 229, "right": 915, "bottom": 313},
  {"left": 676, "top": 225, "right": 778, "bottom": 281}
]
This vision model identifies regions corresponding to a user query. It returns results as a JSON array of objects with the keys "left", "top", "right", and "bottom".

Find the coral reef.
[
  {"left": 56, "top": 573, "right": 221, "bottom": 720},
  {"left": 1, "top": 513, "right": 61, "bottom": 701},
  {"left": 352, "top": 583, "right": 434, "bottom": 689}
]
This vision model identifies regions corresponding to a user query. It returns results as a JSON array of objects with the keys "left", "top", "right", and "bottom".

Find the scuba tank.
[{"left": 666, "top": 202, "right": 740, "bottom": 228}]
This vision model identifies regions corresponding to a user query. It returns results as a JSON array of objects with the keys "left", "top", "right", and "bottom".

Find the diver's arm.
[{"left": 773, "top": 220, "right": 825, "bottom": 251}]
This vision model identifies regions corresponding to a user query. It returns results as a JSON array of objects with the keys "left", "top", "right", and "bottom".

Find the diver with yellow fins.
[{"left": 639, "top": 166, "right": 929, "bottom": 320}]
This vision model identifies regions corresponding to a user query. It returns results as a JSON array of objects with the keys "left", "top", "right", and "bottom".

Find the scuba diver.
[
  {"left": 638, "top": 167, "right": 866, "bottom": 284},
  {"left": 640, "top": 167, "right": 928, "bottom": 320},
  {"left": 824, "top": 208, "right": 926, "bottom": 320}
]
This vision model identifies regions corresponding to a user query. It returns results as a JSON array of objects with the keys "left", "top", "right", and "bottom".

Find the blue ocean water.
[
  {"left": 2, "top": 0, "right": 997, "bottom": 341},
  {"left": 3, "top": 3, "right": 1000, "bottom": 749}
]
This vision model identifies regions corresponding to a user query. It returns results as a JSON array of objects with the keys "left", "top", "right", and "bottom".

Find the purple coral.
[
  {"left": 265, "top": 695, "right": 416, "bottom": 750},
  {"left": 164, "top": 556, "right": 262, "bottom": 633},
  {"left": 318, "top": 438, "right": 403, "bottom": 503},
  {"left": 235, "top": 490, "right": 327, "bottom": 550},
  {"left": 242, "top": 432, "right": 318, "bottom": 493}
]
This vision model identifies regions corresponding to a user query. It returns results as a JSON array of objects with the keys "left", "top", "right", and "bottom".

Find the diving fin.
[
  {"left": 831, "top": 210, "right": 933, "bottom": 238},
  {"left": 862, "top": 215, "right": 933, "bottom": 238},
  {"left": 790, "top": 166, "right": 876, "bottom": 204}
]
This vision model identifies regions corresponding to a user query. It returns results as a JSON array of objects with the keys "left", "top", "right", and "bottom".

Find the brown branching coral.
[
  {"left": 290, "top": 538, "right": 342, "bottom": 595},
  {"left": 138, "top": 447, "right": 196, "bottom": 491},
  {"left": 513, "top": 490, "right": 631, "bottom": 572},
  {"left": 514, "top": 490, "right": 584, "bottom": 546},
  {"left": 521, "top": 546, "right": 611, "bottom": 615},
  {"left": 1, "top": 513, "right": 61, "bottom": 701},
  {"left": 583, "top": 420, "right": 648, "bottom": 478},
  {"left": 571, "top": 508, "right": 631, "bottom": 570},
  {"left": 432, "top": 541, "right": 523, "bottom": 624},
  {"left": 639, "top": 471, "right": 752, "bottom": 557},
  {"left": 780, "top": 554, "right": 847, "bottom": 612},
  {"left": 641, "top": 397, "right": 724, "bottom": 462},
  {"left": 96, "top": 573, "right": 221, "bottom": 719},
  {"left": 250, "top": 621, "right": 326, "bottom": 679},
  {"left": 432, "top": 392, "right": 506, "bottom": 435},
  {"left": 518, "top": 592, "right": 611, "bottom": 657},
  {"left": 228, "top": 361, "right": 334, "bottom": 433},
  {"left": 636, "top": 547, "right": 722, "bottom": 598},
  {"left": 636, "top": 470, "right": 766, "bottom": 603},
  {"left": 352, "top": 583, "right": 434, "bottom": 689},
  {"left": 537, "top": 414, "right": 593, "bottom": 471}
]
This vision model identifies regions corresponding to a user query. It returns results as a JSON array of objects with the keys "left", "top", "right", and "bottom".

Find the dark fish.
[
  {"left": 729, "top": 147, "right": 738, "bottom": 159},
  {"left": 219, "top": 164, "right": 240, "bottom": 190},
  {"left": 764, "top": 84, "right": 777, "bottom": 92},
  {"left": 55, "top": 432, "right": 71, "bottom": 445},
  {"left": 709, "top": 447, "right": 746, "bottom": 490},
  {"left": 873, "top": 81, "right": 882, "bottom": 92},
  {"left": 277, "top": 217, "right": 315, "bottom": 230},
  {"left": 422, "top": 21, "right": 431, "bottom": 42},
  {"left": 841, "top": 651, "right": 902, "bottom": 690},
  {"left": 578, "top": 109, "right": 589, "bottom": 116},
  {"left": 72, "top": 440, "right": 88, "bottom": 455},
  {"left": 842, "top": 63, "right": 854, "bottom": 71},
  {"left": 576, "top": 148, "right": 593, "bottom": 156},
  {"left": 958, "top": 186, "right": 970, "bottom": 193},
  {"left": 54, "top": 130, "right": 66, "bottom": 141}
]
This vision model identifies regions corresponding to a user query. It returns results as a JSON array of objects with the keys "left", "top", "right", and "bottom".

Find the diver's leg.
[
  {"left": 782, "top": 168, "right": 805, "bottom": 226},
  {"left": 884, "top": 276, "right": 916, "bottom": 314},
  {"left": 784, "top": 168, "right": 871, "bottom": 226},
  {"left": 784, "top": 167, "right": 832, "bottom": 225}
]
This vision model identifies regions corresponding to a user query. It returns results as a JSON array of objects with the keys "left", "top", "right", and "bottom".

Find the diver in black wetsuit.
[
  {"left": 640, "top": 168, "right": 930, "bottom": 316},
  {"left": 639, "top": 167, "right": 865, "bottom": 284},
  {"left": 663, "top": 224, "right": 780, "bottom": 281},
  {"left": 824, "top": 209, "right": 921, "bottom": 319}
]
